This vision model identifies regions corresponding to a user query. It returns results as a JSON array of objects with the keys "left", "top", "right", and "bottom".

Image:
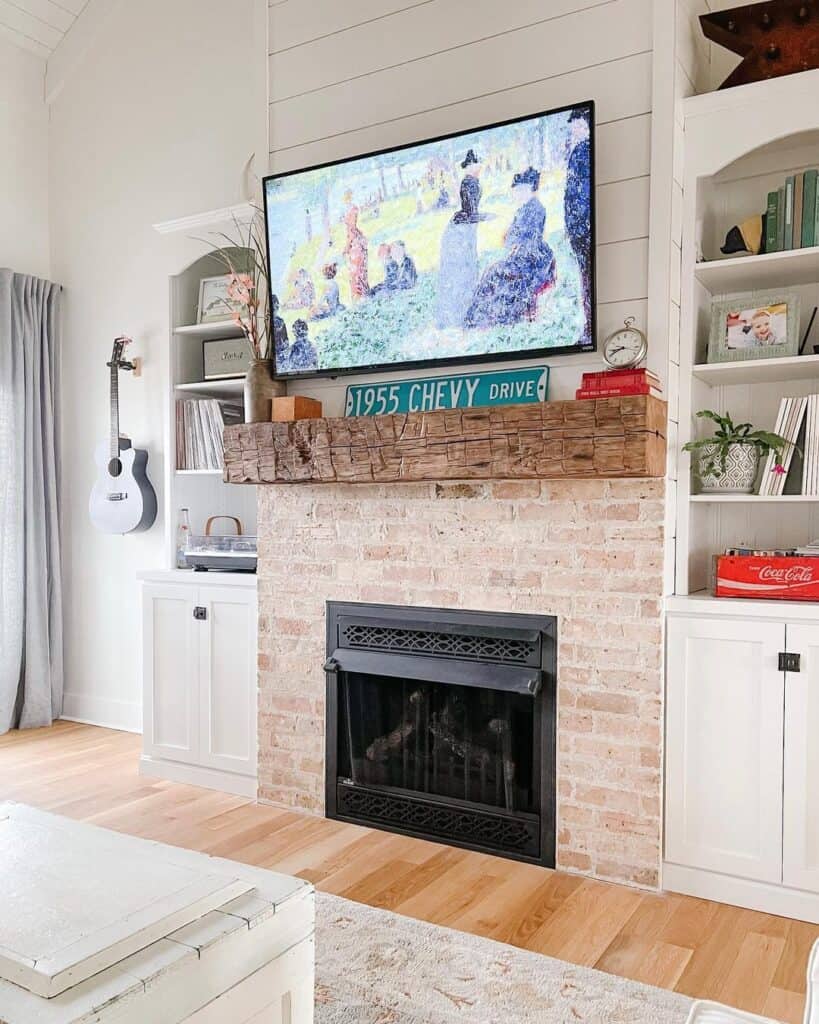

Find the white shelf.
[
  {"left": 694, "top": 246, "right": 819, "bottom": 294},
  {"left": 137, "top": 569, "right": 257, "bottom": 588},
  {"left": 175, "top": 379, "right": 244, "bottom": 398},
  {"left": 153, "top": 202, "right": 254, "bottom": 236},
  {"left": 692, "top": 355, "right": 819, "bottom": 386},
  {"left": 174, "top": 322, "right": 245, "bottom": 340},
  {"left": 175, "top": 469, "right": 223, "bottom": 476},
  {"left": 666, "top": 591, "right": 819, "bottom": 622},
  {"left": 691, "top": 494, "right": 819, "bottom": 504}
]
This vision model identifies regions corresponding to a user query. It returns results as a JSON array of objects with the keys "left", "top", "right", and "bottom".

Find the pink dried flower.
[
  {"left": 772, "top": 463, "right": 786, "bottom": 475},
  {"left": 226, "top": 273, "right": 252, "bottom": 306}
]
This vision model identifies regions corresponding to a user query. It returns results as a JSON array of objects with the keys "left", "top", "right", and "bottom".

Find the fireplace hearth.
[{"left": 324, "top": 602, "right": 556, "bottom": 865}]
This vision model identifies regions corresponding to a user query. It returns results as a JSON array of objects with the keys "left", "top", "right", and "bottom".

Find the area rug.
[{"left": 315, "top": 892, "right": 694, "bottom": 1023}]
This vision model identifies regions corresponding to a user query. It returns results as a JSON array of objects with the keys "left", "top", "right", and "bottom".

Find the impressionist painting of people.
[{"left": 265, "top": 103, "right": 594, "bottom": 375}]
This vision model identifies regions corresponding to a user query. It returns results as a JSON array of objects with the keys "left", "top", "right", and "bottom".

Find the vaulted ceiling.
[{"left": 0, "top": 0, "right": 90, "bottom": 60}]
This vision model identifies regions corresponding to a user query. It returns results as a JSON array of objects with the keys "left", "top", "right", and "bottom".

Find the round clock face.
[{"left": 604, "top": 327, "right": 647, "bottom": 369}]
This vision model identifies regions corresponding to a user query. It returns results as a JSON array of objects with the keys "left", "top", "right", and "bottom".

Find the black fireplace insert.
[{"left": 324, "top": 602, "right": 556, "bottom": 866}]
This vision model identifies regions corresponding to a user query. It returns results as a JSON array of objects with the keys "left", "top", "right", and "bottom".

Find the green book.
[
  {"left": 766, "top": 190, "right": 780, "bottom": 252},
  {"left": 777, "top": 186, "right": 786, "bottom": 251},
  {"left": 815, "top": 179, "right": 819, "bottom": 247},
  {"left": 804, "top": 169, "right": 818, "bottom": 248},
  {"left": 785, "top": 175, "right": 796, "bottom": 249},
  {"left": 794, "top": 172, "right": 805, "bottom": 249}
]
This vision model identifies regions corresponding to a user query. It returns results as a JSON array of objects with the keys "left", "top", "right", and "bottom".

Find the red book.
[
  {"left": 576, "top": 384, "right": 662, "bottom": 399},
  {"left": 580, "top": 373, "right": 656, "bottom": 391},
  {"left": 582, "top": 367, "right": 654, "bottom": 382}
]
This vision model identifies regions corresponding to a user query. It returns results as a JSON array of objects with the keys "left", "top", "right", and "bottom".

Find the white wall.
[
  {"left": 0, "top": 34, "right": 49, "bottom": 279},
  {"left": 49, "top": 0, "right": 267, "bottom": 730},
  {"left": 268, "top": 0, "right": 664, "bottom": 414}
]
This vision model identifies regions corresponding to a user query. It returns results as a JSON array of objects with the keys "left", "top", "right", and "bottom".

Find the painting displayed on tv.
[{"left": 263, "top": 101, "right": 595, "bottom": 379}]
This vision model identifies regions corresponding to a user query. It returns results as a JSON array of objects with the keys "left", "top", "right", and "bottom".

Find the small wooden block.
[{"left": 272, "top": 396, "right": 322, "bottom": 422}]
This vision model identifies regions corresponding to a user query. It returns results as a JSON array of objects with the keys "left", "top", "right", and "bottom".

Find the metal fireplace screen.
[{"left": 325, "top": 604, "right": 556, "bottom": 866}]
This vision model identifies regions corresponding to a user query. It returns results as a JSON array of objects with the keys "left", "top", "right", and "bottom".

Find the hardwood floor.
[{"left": 1, "top": 721, "right": 816, "bottom": 1021}]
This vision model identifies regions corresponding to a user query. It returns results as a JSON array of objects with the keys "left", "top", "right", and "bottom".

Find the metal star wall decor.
[{"left": 701, "top": 0, "right": 819, "bottom": 89}]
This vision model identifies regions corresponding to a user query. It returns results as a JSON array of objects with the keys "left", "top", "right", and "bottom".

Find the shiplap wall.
[{"left": 268, "top": 0, "right": 659, "bottom": 413}]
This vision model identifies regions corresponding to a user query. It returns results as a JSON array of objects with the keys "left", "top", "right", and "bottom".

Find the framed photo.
[
  {"left": 203, "top": 337, "right": 251, "bottom": 379},
  {"left": 197, "top": 274, "right": 243, "bottom": 325},
  {"left": 707, "top": 290, "right": 801, "bottom": 363}
]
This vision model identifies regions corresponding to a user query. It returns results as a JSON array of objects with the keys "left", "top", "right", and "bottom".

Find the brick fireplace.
[{"left": 256, "top": 476, "right": 665, "bottom": 888}]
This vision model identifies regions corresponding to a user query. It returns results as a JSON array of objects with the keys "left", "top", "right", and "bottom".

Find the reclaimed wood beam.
[{"left": 223, "top": 395, "right": 667, "bottom": 485}]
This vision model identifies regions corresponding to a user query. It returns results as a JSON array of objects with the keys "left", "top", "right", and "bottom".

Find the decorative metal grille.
[
  {"left": 340, "top": 623, "right": 537, "bottom": 666},
  {"left": 337, "top": 783, "right": 540, "bottom": 858}
]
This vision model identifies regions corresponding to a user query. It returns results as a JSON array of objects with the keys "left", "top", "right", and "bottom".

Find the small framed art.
[
  {"left": 707, "top": 290, "right": 801, "bottom": 363},
  {"left": 197, "top": 274, "right": 242, "bottom": 325}
]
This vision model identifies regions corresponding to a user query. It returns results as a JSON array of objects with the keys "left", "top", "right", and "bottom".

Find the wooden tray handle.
[{"left": 205, "top": 515, "right": 243, "bottom": 536}]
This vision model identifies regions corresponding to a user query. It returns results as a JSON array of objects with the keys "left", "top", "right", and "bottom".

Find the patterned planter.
[{"left": 696, "top": 442, "right": 760, "bottom": 494}]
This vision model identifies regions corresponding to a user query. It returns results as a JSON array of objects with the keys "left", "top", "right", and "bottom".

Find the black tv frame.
[{"left": 262, "top": 99, "right": 597, "bottom": 382}]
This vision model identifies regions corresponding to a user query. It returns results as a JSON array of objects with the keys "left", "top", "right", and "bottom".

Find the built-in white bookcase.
[
  {"left": 675, "top": 71, "right": 819, "bottom": 597},
  {"left": 164, "top": 246, "right": 257, "bottom": 570}
]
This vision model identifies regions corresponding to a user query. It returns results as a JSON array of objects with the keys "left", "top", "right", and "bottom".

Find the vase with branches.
[
  {"left": 682, "top": 410, "right": 792, "bottom": 493},
  {"left": 199, "top": 206, "right": 283, "bottom": 422}
]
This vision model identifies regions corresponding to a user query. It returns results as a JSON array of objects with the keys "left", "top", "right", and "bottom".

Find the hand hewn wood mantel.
[{"left": 223, "top": 395, "right": 666, "bottom": 485}]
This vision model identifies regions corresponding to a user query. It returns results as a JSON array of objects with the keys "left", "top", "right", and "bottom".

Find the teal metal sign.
[{"left": 345, "top": 366, "right": 549, "bottom": 417}]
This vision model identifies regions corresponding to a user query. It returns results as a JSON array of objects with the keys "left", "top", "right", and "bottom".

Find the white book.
[
  {"left": 206, "top": 400, "right": 222, "bottom": 469},
  {"left": 772, "top": 396, "right": 807, "bottom": 496},
  {"left": 761, "top": 398, "right": 790, "bottom": 495},
  {"left": 803, "top": 395, "right": 816, "bottom": 495},
  {"left": 193, "top": 401, "right": 207, "bottom": 469},
  {"left": 813, "top": 394, "right": 819, "bottom": 496},
  {"left": 766, "top": 397, "right": 793, "bottom": 496},
  {"left": 184, "top": 401, "right": 194, "bottom": 470},
  {"left": 810, "top": 394, "right": 819, "bottom": 496}
]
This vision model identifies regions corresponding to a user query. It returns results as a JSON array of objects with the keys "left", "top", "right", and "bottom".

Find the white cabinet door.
[
  {"left": 784, "top": 623, "right": 819, "bottom": 893},
  {"left": 665, "top": 615, "right": 785, "bottom": 883},
  {"left": 143, "top": 584, "right": 199, "bottom": 764},
  {"left": 197, "top": 585, "right": 257, "bottom": 777}
]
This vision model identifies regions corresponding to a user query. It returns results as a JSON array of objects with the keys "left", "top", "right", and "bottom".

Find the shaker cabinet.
[
  {"left": 665, "top": 611, "right": 819, "bottom": 922},
  {"left": 141, "top": 577, "right": 257, "bottom": 797},
  {"left": 784, "top": 624, "right": 819, "bottom": 893}
]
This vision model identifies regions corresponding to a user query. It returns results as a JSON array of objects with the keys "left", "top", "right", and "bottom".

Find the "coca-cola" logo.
[{"left": 758, "top": 565, "right": 815, "bottom": 584}]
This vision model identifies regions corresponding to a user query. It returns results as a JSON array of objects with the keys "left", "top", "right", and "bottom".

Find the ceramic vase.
[
  {"left": 696, "top": 442, "right": 760, "bottom": 494},
  {"left": 243, "top": 359, "right": 284, "bottom": 424}
]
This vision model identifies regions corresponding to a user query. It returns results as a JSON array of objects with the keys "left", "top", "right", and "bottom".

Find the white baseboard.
[
  {"left": 663, "top": 861, "right": 819, "bottom": 924},
  {"left": 140, "top": 755, "right": 257, "bottom": 799},
  {"left": 61, "top": 693, "right": 142, "bottom": 733}
]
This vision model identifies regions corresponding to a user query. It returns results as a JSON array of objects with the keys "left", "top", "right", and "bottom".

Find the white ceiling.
[{"left": 0, "top": 0, "right": 90, "bottom": 60}]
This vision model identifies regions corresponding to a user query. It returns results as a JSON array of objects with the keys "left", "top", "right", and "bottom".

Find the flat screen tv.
[{"left": 263, "top": 100, "right": 595, "bottom": 380}]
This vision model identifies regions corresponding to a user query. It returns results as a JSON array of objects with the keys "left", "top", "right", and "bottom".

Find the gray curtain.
[{"left": 0, "top": 269, "right": 63, "bottom": 733}]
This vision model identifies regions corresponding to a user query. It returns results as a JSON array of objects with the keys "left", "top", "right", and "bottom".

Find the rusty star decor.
[{"left": 701, "top": 0, "right": 819, "bottom": 89}]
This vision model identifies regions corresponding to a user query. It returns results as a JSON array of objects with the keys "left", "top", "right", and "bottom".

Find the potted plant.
[{"left": 683, "top": 410, "right": 792, "bottom": 493}]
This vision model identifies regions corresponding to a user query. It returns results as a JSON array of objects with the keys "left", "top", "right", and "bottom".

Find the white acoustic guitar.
[{"left": 88, "top": 336, "right": 157, "bottom": 534}]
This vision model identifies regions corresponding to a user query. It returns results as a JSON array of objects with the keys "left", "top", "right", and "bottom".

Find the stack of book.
[
  {"left": 176, "top": 398, "right": 243, "bottom": 470},
  {"left": 575, "top": 367, "right": 663, "bottom": 400},
  {"left": 759, "top": 393, "right": 819, "bottom": 496},
  {"left": 766, "top": 169, "right": 819, "bottom": 253}
]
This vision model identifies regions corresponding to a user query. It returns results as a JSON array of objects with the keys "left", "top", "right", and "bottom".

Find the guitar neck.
[{"left": 110, "top": 358, "right": 120, "bottom": 459}]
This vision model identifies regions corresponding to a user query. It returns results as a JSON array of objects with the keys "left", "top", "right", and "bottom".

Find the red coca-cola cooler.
[{"left": 715, "top": 556, "right": 819, "bottom": 601}]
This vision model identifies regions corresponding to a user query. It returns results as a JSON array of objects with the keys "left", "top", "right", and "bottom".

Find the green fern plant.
[{"left": 682, "top": 410, "right": 792, "bottom": 478}]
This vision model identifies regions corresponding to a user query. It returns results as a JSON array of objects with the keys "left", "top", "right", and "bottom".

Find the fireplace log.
[
  {"left": 365, "top": 688, "right": 425, "bottom": 762},
  {"left": 223, "top": 396, "right": 667, "bottom": 485}
]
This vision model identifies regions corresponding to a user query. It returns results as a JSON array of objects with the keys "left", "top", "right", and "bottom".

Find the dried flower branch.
[{"left": 194, "top": 203, "right": 272, "bottom": 360}]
